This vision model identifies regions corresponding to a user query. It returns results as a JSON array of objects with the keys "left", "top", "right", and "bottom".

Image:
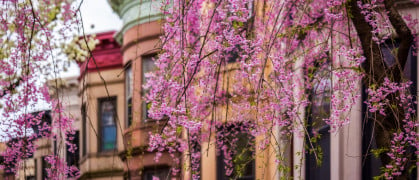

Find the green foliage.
[{"left": 371, "top": 148, "right": 387, "bottom": 159}]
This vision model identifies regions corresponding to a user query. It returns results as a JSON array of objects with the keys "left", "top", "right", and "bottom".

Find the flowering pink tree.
[
  {"left": 0, "top": 0, "right": 82, "bottom": 179},
  {"left": 145, "top": 0, "right": 418, "bottom": 179},
  {"left": 0, "top": 0, "right": 418, "bottom": 180}
]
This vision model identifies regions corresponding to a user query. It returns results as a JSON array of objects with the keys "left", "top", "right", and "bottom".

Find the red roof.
[{"left": 78, "top": 31, "right": 122, "bottom": 78}]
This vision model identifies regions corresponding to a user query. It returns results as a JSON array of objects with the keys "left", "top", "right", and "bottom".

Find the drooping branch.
[
  {"left": 348, "top": 0, "right": 387, "bottom": 83},
  {"left": 348, "top": 1, "right": 415, "bottom": 179},
  {"left": 349, "top": 0, "right": 414, "bottom": 83}
]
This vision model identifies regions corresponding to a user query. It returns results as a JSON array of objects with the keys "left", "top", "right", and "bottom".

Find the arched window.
[{"left": 306, "top": 59, "right": 331, "bottom": 180}]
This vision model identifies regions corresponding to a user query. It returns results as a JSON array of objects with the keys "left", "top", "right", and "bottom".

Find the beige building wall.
[
  {"left": 79, "top": 68, "right": 125, "bottom": 180},
  {"left": 49, "top": 76, "right": 81, "bottom": 168},
  {"left": 109, "top": 1, "right": 419, "bottom": 180}
]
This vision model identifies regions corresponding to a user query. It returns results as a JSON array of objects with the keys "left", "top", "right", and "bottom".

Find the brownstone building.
[
  {"left": 78, "top": 31, "right": 125, "bottom": 180},
  {"left": 108, "top": 0, "right": 175, "bottom": 179}
]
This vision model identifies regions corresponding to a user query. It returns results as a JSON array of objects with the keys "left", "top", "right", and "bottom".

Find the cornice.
[{"left": 108, "top": 0, "right": 164, "bottom": 44}]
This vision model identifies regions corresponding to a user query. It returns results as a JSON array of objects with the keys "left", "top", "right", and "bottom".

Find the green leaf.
[{"left": 176, "top": 126, "right": 182, "bottom": 135}]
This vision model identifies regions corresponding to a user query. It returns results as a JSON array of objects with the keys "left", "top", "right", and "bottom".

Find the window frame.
[
  {"left": 142, "top": 166, "right": 171, "bottom": 180},
  {"left": 81, "top": 103, "right": 87, "bottom": 156},
  {"left": 97, "top": 97, "right": 118, "bottom": 152},
  {"left": 41, "top": 156, "right": 50, "bottom": 179},
  {"left": 304, "top": 58, "right": 331, "bottom": 180},
  {"left": 125, "top": 62, "right": 133, "bottom": 127},
  {"left": 141, "top": 54, "right": 157, "bottom": 122},
  {"left": 216, "top": 122, "right": 256, "bottom": 180},
  {"left": 66, "top": 130, "right": 80, "bottom": 169}
]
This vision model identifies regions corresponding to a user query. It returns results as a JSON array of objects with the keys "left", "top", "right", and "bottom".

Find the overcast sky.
[
  {"left": 0, "top": 1, "right": 124, "bottom": 138},
  {"left": 79, "top": 0, "right": 122, "bottom": 35},
  {"left": 59, "top": 0, "right": 123, "bottom": 78}
]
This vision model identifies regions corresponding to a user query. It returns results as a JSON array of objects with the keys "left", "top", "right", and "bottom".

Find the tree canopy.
[
  {"left": 146, "top": 0, "right": 418, "bottom": 179},
  {"left": 0, "top": 0, "right": 418, "bottom": 179}
]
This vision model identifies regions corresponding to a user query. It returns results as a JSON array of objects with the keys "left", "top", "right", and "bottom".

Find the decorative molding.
[
  {"left": 121, "top": 34, "right": 161, "bottom": 54},
  {"left": 108, "top": 0, "right": 164, "bottom": 44},
  {"left": 78, "top": 169, "right": 124, "bottom": 180},
  {"left": 118, "top": 145, "right": 149, "bottom": 161}
]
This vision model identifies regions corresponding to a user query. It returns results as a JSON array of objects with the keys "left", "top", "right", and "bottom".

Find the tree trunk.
[{"left": 348, "top": 0, "right": 414, "bottom": 178}]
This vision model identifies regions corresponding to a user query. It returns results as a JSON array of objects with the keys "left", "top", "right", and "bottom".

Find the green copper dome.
[{"left": 108, "top": 0, "right": 163, "bottom": 43}]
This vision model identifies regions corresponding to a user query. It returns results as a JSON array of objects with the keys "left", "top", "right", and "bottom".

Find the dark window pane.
[
  {"left": 216, "top": 123, "right": 255, "bottom": 180},
  {"left": 127, "top": 98, "right": 132, "bottom": 126},
  {"left": 227, "top": 45, "right": 240, "bottom": 63},
  {"left": 42, "top": 156, "right": 50, "bottom": 179},
  {"left": 306, "top": 132, "right": 330, "bottom": 180},
  {"left": 190, "top": 137, "right": 201, "bottom": 179},
  {"left": 82, "top": 104, "right": 87, "bottom": 156},
  {"left": 126, "top": 65, "right": 133, "bottom": 127},
  {"left": 66, "top": 131, "right": 79, "bottom": 170},
  {"left": 306, "top": 60, "right": 331, "bottom": 180},
  {"left": 143, "top": 167, "right": 170, "bottom": 180},
  {"left": 25, "top": 176, "right": 35, "bottom": 180}
]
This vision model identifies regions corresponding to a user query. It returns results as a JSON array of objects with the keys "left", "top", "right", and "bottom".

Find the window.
[
  {"left": 42, "top": 156, "right": 50, "bottom": 179},
  {"left": 34, "top": 158, "right": 37, "bottom": 179},
  {"left": 361, "top": 100, "right": 383, "bottom": 179},
  {"left": 53, "top": 140, "right": 57, "bottom": 155},
  {"left": 142, "top": 166, "right": 170, "bottom": 180},
  {"left": 190, "top": 134, "right": 201, "bottom": 179},
  {"left": 227, "top": 45, "right": 240, "bottom": 63},
  {"left": 66, "top": 131, "right": 79, "bottom": 169},
  {"left": 305, "top": 60, "right": 331, "bottom": 180},
  {"left": 126, "top": 64, "right": 133, "bottom": 127},
  {"left": 142, "top": 55, "right": 157, "bottom": 121},
  {"left": 98, "top": 97, "right": 117, "bottom": 151},
  {"left": 30, "top": 111, "right": 52, "bottom": 138},
  {"left": 25, "top": 176, "right": 35, "bottom": 180},
  {"left": 216, "top": 122, "right": 255, "bottom": 180},
  {"left": 81, "top": 103, "right": 87, "bottom": 156}
]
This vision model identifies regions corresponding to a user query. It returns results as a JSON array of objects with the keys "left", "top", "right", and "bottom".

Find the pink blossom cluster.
[
  {"left": 365, "top": 78, "right": 412, "bottom": 116},
  {"left": 0, "top": 0, "right": 80, "bottom": 179},
  {"left": 215, "top": 121, "right": 255, "bottom": 177},
  {"left": 365, "top": 78, "right": 418, "bottom": 179},
  {"left": 357, "top": 0, "right": 392, "bottom": 44},
  {"left": 146, "top": 0, "right": 419, "bottom": 178},
  {"left": 44, "top": 155, "right": 80, "bottom": 179}
]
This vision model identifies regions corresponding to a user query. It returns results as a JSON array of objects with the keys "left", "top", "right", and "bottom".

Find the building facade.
[
  {"left": 105, "top": 1, "right": 419, "bottom": 180},
  {"left": 2, "top": 1, "right": 418, "bottom": 180},
  {"left": 48, "top": 76, "right": 81, "bottom": 180},
  {"left": 78, "top": 31, "right": 125, "bottom": 180},
  {"left": 108, "top": 1, "right": 176, "bottom": 179}
]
